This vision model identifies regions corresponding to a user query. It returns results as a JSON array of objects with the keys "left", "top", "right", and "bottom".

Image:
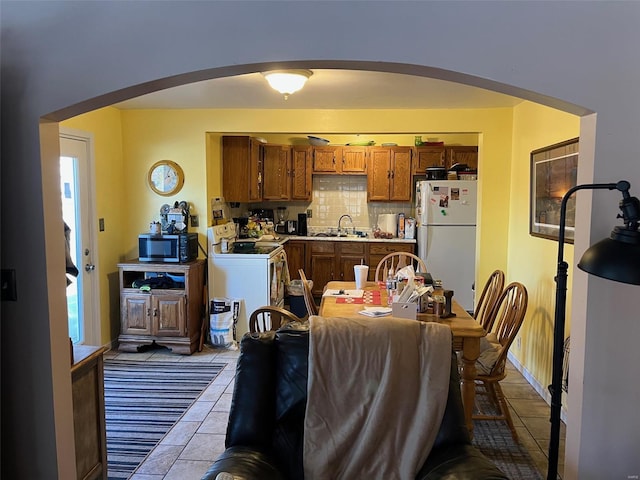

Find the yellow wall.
[
  {"left": 61, "top": 107, "right": 127, "bottom": 344},
  {"left": 508, "top": 101, "right": 580, "bottom": 388},
  {"left": 64, "top": 106, "right": 523, "bottom": 369}
]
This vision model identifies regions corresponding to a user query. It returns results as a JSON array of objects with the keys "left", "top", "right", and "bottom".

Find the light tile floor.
[{"left": 105, "top": 346, "right": 565, "bottom": 480}]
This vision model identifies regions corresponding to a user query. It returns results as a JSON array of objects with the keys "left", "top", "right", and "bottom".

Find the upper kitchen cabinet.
[
  {"left": 367, "top": 146, "right": 412, "bottom": 202},
  {"left": 312, "top": 146, "right": 343, "bottom": 173},
  {"left": 291, "top": 146, "right": 313, "bottom": 201},
  {"left": 222, "top": 136, "right": 262, "bottom": 203},
  {"left": 412, "top": 145, "right": 446, "bottom": 174},
  {"left": 446, "top": 145, "right": 478, "bottom": 170},
  {"left": 312, "top": 146, "right": 367, "bottom": 174},
  {"left": 262, "top": 144, "right": 291, "bottom": 200},
  {"left": 340, "top": 146, "right": 368, "bottom": 173}
]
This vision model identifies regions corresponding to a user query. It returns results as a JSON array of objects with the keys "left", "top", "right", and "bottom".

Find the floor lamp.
[{"left": 547, "top": 180, "right": 640, "bottom": 480}]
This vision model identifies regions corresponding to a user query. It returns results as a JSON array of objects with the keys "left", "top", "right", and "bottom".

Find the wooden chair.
[
  {"left": 298, "top": 269, "right": 319, "bottom": 316},
  {"left": 249, "top": 306, "right": 304, "bottom": 333},
  {"left": 473, "top": 269, "right": 505, "bottom": 332},
  {"left": 472, "top": 281, "right": 528, "bottom": 442},
  {"left": 374, "top": 252, "right": 427, "bottom": 282}
]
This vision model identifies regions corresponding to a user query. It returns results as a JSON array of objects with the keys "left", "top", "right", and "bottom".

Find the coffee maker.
[{"left": 275, "top": 207, "right": 288, "bottom": 234}]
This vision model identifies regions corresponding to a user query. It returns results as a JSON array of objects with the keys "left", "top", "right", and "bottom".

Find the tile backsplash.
[{"left": 226, "top": 175, "right": 414, "bottom": 234}]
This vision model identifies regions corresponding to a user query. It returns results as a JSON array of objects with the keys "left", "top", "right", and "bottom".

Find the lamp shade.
[
  {"left": 577, "top": 227, "right": 640, "bottom": 285},
  {"left": 262, "top": 69, "right": 313, "bottom": 97}
]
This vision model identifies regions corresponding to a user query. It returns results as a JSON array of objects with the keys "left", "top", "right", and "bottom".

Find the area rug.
[
  {"left": 473, "top": 420, "right": 543, "bottom": 479},
  {"left": 103, "top": 359, "right": 226, "bottom": 480}
]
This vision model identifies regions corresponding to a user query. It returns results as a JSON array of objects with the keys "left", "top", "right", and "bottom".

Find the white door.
[{"left": 59, "top": 130, "right": 100, "bottom": 345}]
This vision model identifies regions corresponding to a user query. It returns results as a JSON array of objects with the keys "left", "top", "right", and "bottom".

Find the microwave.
[{"left": 138, "top": 233, "right": 198, "bottom": 263}]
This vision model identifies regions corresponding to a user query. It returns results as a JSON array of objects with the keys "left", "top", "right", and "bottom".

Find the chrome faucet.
[{"left": 338, "top": 214, "right": 354, "bottom": 235}]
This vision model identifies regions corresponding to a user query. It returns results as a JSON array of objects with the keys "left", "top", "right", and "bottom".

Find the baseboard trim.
[{"left": 507, "top": 351, "right": 567, "bottom": 422}]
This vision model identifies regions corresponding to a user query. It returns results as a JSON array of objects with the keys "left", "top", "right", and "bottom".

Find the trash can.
[{"left": 287, "top": 279, "right": 312, "bottom": 318}]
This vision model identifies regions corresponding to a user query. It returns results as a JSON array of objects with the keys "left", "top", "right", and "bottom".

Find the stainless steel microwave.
[{"left": 138, "top": 233, "right": 198, "bottom": 263}]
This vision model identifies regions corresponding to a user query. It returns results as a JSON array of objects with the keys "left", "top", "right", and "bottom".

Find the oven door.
[{"left": 269, "top": 250, "right": 287, "bottom": 307}]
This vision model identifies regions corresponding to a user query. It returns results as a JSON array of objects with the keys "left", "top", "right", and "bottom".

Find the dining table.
[{"left": 319, "top": 280, "right": 486, "bottom": 436}]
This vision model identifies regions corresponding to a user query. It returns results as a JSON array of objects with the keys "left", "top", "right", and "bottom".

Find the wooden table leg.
[{"left": 460, "top": 336, "right": 481, "bottom": 436}]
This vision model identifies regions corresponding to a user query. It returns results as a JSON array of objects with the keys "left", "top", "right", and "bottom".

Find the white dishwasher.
[{"left": 207, "top": 225, "right": 287, "bottom": 342}]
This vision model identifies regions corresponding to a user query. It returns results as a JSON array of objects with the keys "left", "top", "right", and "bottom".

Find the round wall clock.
[{"left": 148, "top": 160, "right": 184, "bottom": 196}]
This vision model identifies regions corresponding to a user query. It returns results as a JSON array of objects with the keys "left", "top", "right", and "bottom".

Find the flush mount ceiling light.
[{"left": 262, "top": 69, "right": 313, "bottom": 99}]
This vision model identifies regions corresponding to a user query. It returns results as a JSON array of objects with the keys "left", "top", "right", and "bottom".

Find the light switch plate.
[
  {"left": 306, "top": 209, "right": 312, "bottom": 218},
  {"left": 191, "top": 215, "right": 199, "bottom": 227}
]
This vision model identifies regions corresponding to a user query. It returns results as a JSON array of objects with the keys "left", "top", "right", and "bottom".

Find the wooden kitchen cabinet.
[
  {"left": 307, "top": 241, "right": 337, "bottom": 295},
  {"left": 262, "top": 144, "right": 291, "bottom": 200},
  {"left": 118, "top": 260, "right": 205, "bottom": 354},
  {"left": 222, "top": 136, "right": 262, "bottom": 202},
  {"left": 367, "top": 146, "right": 413, "bottom": 202},
  {"left": 368, "top": 242, "right": 415, "bottom": 281},
  {"left": 303, "top": 239, "right": 416, "bottom": 293},
  {"left": 312, "top": 146, "right": 343, "bottom": 173},
  {"left": 446, "top": 145, "right": 478, "bottom": 170},
  {"left": 413, "top": 145, "right": 446, "bottom": 174},
  {"left": 284, "top": 240, "right": 306, "bottom": 281},
  {"left": 336, "top": 242, "right": 366, "bottom": 282},
  {"left": 341, "top": 146, "right": 368, "bottom": 173},
  {"left": 291, "top": 146, "right": 313, "bottom": 200}
]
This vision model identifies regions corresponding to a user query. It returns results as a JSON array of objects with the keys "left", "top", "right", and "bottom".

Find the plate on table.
[{"left": 359, "top": 307, "right": 392, "bottom": 317}]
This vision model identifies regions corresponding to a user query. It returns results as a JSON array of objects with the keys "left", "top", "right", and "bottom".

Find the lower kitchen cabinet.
[
  {"left": 284, "top": 240, "right": 306, "bottom": 281},
  {"left": 117, "top": 259, "right": 205, "bottom": 354},
  {"left": 308, "top": 242, "right": 336, "bottom": 296},
  {"left": 302, "top": 240, "right": 415, "bottom": 294},
  {"left": 368, "top": 242, "right": 415, "bottom": 281}
]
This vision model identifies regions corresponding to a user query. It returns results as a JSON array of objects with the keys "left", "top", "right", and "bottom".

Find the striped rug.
[{"left": 103, "top": 359, "right": 226, "bottom": 480}]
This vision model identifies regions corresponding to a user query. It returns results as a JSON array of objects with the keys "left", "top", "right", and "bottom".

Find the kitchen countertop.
[{"left": 275, "top": 234, "right": 416, "bottom": 244}]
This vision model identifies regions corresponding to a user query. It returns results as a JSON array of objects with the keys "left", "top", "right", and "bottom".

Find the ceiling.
[{"left": 113, "top": 69, "right": 523, "bottom": 110}]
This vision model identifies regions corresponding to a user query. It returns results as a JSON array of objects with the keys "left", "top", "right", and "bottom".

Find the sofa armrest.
[
  {"left": 201, "top": 446, "right": 284, "bottom": 480},
  {"left": 417, "top": 444, "right": 509, "bottom": 480}
]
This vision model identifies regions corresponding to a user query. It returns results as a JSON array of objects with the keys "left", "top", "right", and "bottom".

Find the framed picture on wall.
[{"left": 530, "top": 138, "right": 579, "bottom": 243}]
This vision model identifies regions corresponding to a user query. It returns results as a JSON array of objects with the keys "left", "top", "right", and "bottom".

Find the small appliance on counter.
[
  {"left": 138, "top": 232, "right": 198, "bottom": 263},
  {"left": 297, "top": 213, "right": 308, "bottom": 236},
  {"left": 275, "top": 207, "right": 289, "bottom": 234}
]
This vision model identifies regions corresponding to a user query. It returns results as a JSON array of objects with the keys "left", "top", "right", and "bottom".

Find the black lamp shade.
[{"left": 577, "top": 228, "right": 640, "bottom": 285}]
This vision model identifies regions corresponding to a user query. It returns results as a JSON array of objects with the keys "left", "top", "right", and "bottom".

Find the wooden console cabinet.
[
  {"left": 117, "top": 259, "right": 205, "bottom": 354},
  {"left": 72, "top": 345, "right": 107, "bottom": 480}
]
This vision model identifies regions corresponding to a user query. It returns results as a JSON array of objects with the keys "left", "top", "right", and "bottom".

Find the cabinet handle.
[
  {"left": 147, "top": 308, "right": 151, "bottom": 317},
  {"left": 387, "top": 170, "right": 391, "bottom": 179},
  {"left": 390, "top": 171, "right": 395, "bottom": 179},
  {"left": 153, "top": 308, "right": 158, "bottom": 317}
]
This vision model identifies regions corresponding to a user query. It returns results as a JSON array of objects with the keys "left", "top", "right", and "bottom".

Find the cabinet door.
[
  {"left": 389, "top": 147, "right": 413, "bottom": 202},
  {"left": 121, "top": 294, "right": 152, "bottom": 335},
  {"left": 412, "top": 146, "right": 445, "bottom": 174},
  {"left": 262, "top": 144, "right": 291, "bottom": 200},
  {"left": 309, "top": 254, "right": 335, "bottom": 295},
  {"left": 337, "top": 242, "right": 367, "bottom": 282},
  {"left": 367, "top": 148, "right": 392, "bottom": 201},
  {"left": 291, "top": 146, "right": 312, "bottom": 200},
  {"left": 248, "top": 139, "right": 263, "bottom": 201},
  {"left": 153, "top": 293, "right": 186, "bottom": 336},
  {"left": 312, "top": 146, "right": 342, "bottom": 173},
  {"left": 222, "top": 136, "right": 262, "bottom": 203},
  {"left": 446, "top": 146, "right": 478, "bottom": 170},
  {"left": 284, "top": 241, "right": 306, "bottom": 281},
  {"left": 341, "top": 146, "right": 367, "bottom": 173}
]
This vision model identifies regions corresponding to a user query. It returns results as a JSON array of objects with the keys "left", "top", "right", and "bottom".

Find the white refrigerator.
[{"left": 415, "top": 180, "right": 477, "bottom": 312}]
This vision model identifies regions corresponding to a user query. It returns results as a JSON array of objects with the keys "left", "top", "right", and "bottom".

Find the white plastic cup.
[{"left": 354, "top": 265, "right": 369, "bottom": 289}]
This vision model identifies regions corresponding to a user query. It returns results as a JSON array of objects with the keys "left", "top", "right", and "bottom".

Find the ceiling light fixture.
[{"left": 262, "top": 69, "right": 313, "bottom": 99}]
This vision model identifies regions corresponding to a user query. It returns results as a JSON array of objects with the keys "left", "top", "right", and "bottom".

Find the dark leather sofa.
[{"left": 202, "top": 322, "right": 508, "bottom": 480}]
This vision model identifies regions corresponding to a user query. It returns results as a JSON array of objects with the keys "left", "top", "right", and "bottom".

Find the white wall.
[{"left": 2, "top": 2, "right": 640, "bottom": 478}]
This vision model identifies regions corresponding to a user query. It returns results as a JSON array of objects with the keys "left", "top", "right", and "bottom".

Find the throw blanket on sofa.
[{"left": 303, "top": 316, "right": 452, "bottom": 479}]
